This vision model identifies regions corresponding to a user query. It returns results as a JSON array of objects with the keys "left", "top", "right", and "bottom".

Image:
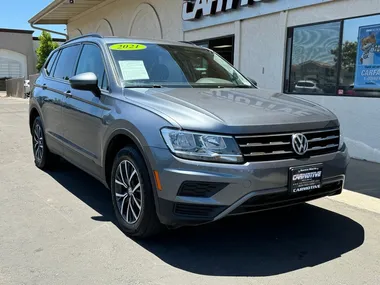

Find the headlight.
[
  {"left": 339, "top": 129, "right": 345, "bottom": 150},
  {"left": 161, "top": 128, "right": 243, "bottom": 163}
]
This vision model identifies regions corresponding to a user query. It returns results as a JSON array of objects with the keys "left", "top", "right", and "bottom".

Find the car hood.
[{"left": 123, "top": 87, "right": 339, "bottom": 134}]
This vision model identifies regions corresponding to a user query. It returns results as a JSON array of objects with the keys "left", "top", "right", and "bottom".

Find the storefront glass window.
[
  {"left": 285, "top": 14, "right": 380, "bottom": 97},
  {"left": 289, "top": 22, "right": 341, "bottom": 95},
  {"left": 193, "top": 36, "right": 235, "bottom": 64},
  {"left": 339, "top": 15, "right": 380, "bottom": 96}
]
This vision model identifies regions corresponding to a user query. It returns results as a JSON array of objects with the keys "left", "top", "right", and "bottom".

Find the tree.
[
  {"left": 331, "top": 41, "right": 358, "bottom": 72},
  {"left": 36, "top": 31, "right": 59, "bottom": 71}
]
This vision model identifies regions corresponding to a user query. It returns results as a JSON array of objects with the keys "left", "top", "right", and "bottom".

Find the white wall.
[
  {"left": 240, "top": 12, "right": 287, "bottom": 91},
  {"left": 67, "top": 0, "right": 183, "bottom": 41},
  {"left": 299, "top": 95, "right": 380, "bottom": 163}
]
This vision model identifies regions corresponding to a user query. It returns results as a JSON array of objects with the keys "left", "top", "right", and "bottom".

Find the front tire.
[
  {"left": 32, "top": 117, "right": 59, "bottom": 169},
  {"left": 110, "top": 146, "right": 162, "bottom": 238}
]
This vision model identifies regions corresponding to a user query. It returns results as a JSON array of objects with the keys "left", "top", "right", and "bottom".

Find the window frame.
[
  {"left": 284, "top": 14, "right": 380, "bottom": 98},
  {"left": 73, "top": 42, "right": 110, "bottom": 93}
]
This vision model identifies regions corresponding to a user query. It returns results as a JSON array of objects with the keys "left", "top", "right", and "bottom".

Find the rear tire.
[
  {"left": 110, "top": 146, "right": 162, "bottom": 238},
  {"left": 32, "top": 117, "right": 60, "bottom": 170}
]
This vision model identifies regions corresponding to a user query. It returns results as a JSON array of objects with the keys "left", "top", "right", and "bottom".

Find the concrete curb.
[{"left": 329, "top": 189, "right": 380, "bottom": 215}]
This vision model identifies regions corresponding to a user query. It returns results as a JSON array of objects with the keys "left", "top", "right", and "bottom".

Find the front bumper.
[{"left": 146, "top": 145, "right": 349, "bottom": 226}]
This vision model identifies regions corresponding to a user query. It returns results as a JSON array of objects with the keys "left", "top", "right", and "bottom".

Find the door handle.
[
  {"left": 42, "top": 84, "right": 47, "bottom": 90},
  {"left": 65, "top": 90, "right": 72, "bottom": 98}
]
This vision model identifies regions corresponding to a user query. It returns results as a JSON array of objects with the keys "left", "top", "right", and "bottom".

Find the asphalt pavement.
[{"left": 0, "top": 96, "right": 379, "bottom": 285}]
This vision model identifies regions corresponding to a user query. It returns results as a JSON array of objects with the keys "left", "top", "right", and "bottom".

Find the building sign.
[
  {"left": 354, "top": 24, "right": 380, "bottom": 90},
  {"left": 182, "top": 0, "right": 336, "bottom": 31},
  {"left": 182, "top": 0, "right": 272, "bottom": 21}
]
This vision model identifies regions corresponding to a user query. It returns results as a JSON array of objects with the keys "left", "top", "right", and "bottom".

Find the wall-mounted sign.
[
  {"left": 182, "top": 0, "right": 272, "bottom": 21},
  {"left": 354, "top": 24, "right": 380, "bottom": 90},
  {"left": 182, "top": 0, "right": 336, "bottom": 31}
]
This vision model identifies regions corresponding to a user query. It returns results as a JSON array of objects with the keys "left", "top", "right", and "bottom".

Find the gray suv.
[{"left": 29, "top": 34, "right": 349, "bottom": 238}]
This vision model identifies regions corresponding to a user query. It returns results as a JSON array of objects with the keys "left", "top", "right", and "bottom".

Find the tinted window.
[
  {"left": 45, "top": 51, "right": 58, "bottom": 76},
  {"left": 53, "top": 45, "right": 81, "bottom": 81},
  {"left": 75, "top": 44, "right": 108, "bottom": 90}
]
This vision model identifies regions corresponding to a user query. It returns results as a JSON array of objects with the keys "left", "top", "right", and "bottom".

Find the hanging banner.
[{"left": 354, "top": 24, "right": 380, "bottom": 90}]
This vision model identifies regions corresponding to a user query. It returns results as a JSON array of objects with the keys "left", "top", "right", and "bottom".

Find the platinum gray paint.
[{"left": 29, "top": 36, "right": 349, "bottom": 227}]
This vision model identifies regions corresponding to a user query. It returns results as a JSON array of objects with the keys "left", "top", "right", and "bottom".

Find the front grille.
[
  {"left": 174, "top": 203, "right": 226, "bottom": 219},
  {"left": 177, "top": 181, "right": 228, "bottom": 198},
  {"left": 235, "top": 128, "right": 340, "bottom": 162},
  {"left": 230, "top": 180, "right": 343, "bottom": 216}
]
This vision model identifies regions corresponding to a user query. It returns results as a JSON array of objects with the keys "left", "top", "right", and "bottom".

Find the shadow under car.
[{"left": 46, "top": 160, "right": 365, "bottom": 277}]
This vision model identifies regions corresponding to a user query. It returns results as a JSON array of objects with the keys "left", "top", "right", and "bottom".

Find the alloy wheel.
[
  {"left": 114, "top": 160, "right": 143, "bottom": 224},
  {"left": 33, "top": 124, "right": 44, "bottom": 162}
]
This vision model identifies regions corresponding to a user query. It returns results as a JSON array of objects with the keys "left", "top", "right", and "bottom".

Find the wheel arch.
[
  {"left": 103, "top": 129, "right": 162, "bottom": 215},
  {"left": 29, "top": 107, "right": 41, "bottom": 133},
  {"left": 103, "top": 129, "right": 158, "bottom": 196}
]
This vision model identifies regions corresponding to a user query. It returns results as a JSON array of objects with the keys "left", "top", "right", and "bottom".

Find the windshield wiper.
[
  {"left": 124, "top": 85, "right": 163, "bottom": 88},
  {"left": 234, "top": 85, "right": 254, "bottom": 88},
  {"left": 214, "top": 85, "right": 253, "bottom": 89}
]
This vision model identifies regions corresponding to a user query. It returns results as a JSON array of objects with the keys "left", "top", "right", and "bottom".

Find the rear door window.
[{"left": 53, "top": 45, "right": 81, "bottom": 81}]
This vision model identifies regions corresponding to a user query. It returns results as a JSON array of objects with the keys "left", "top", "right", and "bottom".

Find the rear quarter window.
[{"left": 45, "top": 51, "right": 58, "bottom": 76}]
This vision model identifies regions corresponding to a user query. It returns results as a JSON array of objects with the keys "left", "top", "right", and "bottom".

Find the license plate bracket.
[{"left": 289, "top": 164, "right": 323, "bottom": 194}]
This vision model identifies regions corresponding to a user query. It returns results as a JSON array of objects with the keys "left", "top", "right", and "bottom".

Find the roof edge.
[
  {"left": 28, "top": 0, "right": 66, "bottom": 24},
  {"left": 0, "top": 28, "right": 34, "bottom": 34}
]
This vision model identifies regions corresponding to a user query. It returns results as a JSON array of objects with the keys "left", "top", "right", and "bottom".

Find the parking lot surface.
[{"left": 1, "top": 97, "right": 380, "bottom": 285}]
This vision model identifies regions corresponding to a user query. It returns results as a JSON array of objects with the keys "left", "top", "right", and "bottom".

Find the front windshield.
[{"left": 108, "top": 43, "right": 253, "bottom": 88}]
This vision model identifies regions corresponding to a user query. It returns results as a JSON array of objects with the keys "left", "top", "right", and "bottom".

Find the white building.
[{"left": 30, "top": 0, "right": 380, "bottom": 163}]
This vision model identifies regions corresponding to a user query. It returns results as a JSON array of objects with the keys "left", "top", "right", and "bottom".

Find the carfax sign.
[{"left": 354, "top": 24, "right": 380, "bottom": 90}]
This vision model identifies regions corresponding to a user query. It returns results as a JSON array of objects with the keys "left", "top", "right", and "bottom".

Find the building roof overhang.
[{"left": 29, "top": 0, "right": 104, "bottom": 25}]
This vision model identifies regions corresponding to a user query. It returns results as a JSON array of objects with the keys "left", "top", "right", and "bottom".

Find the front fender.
[
  {"left": 28, "top": 96, "right": 44, "bottom": 132},
  {"left": 101, "top": 126, "right": 166, "bottom": 217}
]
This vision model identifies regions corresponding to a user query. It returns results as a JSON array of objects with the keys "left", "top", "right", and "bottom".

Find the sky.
[{"left": 0, "top": 0, "right": 66, "bottom": 38}]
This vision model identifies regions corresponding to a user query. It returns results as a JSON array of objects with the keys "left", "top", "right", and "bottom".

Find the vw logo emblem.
[{"left": 292, "top": 133, "right": 309, "bottom": 155}]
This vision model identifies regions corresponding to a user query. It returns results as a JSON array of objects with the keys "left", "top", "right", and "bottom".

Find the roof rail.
[{"left": 65, "top": 33, "right": 103, "bottom": 44}]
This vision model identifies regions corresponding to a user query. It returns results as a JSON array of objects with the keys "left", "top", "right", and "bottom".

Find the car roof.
[{"left": 62, "top": 34, "right": 196, "bottom": 48}]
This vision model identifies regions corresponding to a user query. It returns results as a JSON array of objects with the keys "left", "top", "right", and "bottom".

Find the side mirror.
[
  {"left": 248, "top": 77, "right": 258, "bottom": 88},
  {"left": 69, "top": 72, "right": 101, "bottom": 97}
]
